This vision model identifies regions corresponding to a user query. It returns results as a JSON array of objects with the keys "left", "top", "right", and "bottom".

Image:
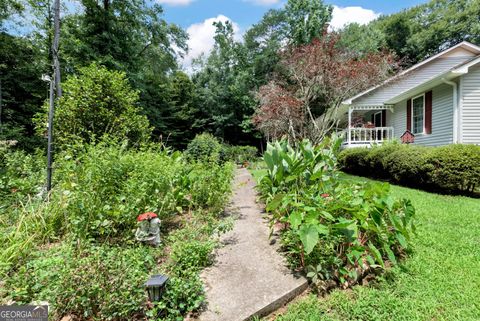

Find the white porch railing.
[{"left": 341, "top": 127, "right": 394, "bottom": 147}]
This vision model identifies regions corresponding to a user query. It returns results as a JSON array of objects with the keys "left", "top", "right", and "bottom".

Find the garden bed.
[
  {"left": 271, "top": 175, "right": 480, "bottom": 320},
  {"left": 251, "top": 139, "right": 416, "bottom": 294},
  {"left": 0, "top": 142, "right": 235, "bottom": 321}
]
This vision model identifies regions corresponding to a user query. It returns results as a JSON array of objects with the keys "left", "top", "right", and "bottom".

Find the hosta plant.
[{"left": 258, "top": 138, "right": 416, "bottom": 289}]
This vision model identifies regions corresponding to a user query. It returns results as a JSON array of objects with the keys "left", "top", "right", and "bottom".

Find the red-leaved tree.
[{"left": 253, "top": 33, "right": 399, "bottom": 143}]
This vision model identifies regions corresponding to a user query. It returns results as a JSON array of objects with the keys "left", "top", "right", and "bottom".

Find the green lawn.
[{"left": 251, "top": 167, "right": 480, "bottom": 320}]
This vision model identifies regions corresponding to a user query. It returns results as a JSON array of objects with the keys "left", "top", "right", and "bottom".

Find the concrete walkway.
[{"left": 197, "top": 168, "right": 307, "bottom": 321}]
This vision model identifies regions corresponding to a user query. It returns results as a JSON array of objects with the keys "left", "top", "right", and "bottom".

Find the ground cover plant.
[
  {"left": 0, "top": 141, "right": 235, "bottom": 321},
  {"left": 255, "top": 138, "right": 416, "bottom": 291},
  {"left": 271, "top": 175, "right": 480, "bottom": 320},
  {"left": 338, "top": 142, "right": 480, "bottom": 194}
]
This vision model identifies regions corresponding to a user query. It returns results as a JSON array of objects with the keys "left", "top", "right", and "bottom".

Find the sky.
[
  {"left": 157, "top": 0, "right": 429, "bottom": 69},
  {"left": 6, "top": 0, "right": 429, "bottom": 69}
]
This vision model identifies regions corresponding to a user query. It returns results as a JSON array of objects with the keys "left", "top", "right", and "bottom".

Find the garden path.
[{"left": 197, "top": 168, "right": 307, "bottom": 321}]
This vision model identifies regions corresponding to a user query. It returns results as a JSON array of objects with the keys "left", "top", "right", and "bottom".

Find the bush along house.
[{"left": 340, "top": 41, "right": 480, "bottom": 148}]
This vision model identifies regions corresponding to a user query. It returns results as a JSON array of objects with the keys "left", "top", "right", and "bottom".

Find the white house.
[{"left": 341, "top": 41, "right": 480, "bottom": 148}]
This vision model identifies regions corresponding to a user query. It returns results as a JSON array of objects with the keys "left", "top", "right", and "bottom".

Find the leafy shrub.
[
  {"left": 0, "top": 142, "right": 234, "bottom": 274},
  {"left": 339, "top": 143, "right": 480, "bottom": 193},
  {"left": 222, "top": 145, "right": 258, "bottom": 165},
  {"left": 150, "top": 272, "right": 205, "bottom": 321},
  {"left": 35, "top": 63, "right": 152, "bottom": 147},
  {"left": 259, "top": 139, "right": 415, "bottom": 288},
  {"left": 426, "top": 144, "right": 480, "bottom": 192},
  {"left": 170, "top": 239, "right": 216, "bottom": 272},
  {"left": 41, "top": 143, "right": 232, "bottom": 241},
  {"left": 4, "top": 242, "right": 156, "bottom": 321},
  {"left": 188, "top": 162, "right": 234, "bottom": 212},
  {"left": 1, "top": 146, "right": 235, "bottom": 320},
  {"left": 365, "top": 141, "right": 401, "bottom": 178},
  {"left": 0, "top": 149, "right": 45, "bottom": 204},
  {"left": 184, "top": 133, "right": 222, "bottom": 163},
  {"left": 337, "top": 147, "right": 370, "bottom": 175},
  {"left": 384, "top": 145, "right": 431, "bottom": 184}
]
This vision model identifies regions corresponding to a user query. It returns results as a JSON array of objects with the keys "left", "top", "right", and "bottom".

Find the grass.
[
  {"left": 250, "top": 163, "right": 480, "bottom": 320},
  {"left": 262, "top": 173, "right": 480, "bottom": 320}
]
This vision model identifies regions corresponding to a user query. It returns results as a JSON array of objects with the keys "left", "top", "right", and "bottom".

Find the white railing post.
[{"left": 348, "top": 107, "right": 352, "bottom": 146}]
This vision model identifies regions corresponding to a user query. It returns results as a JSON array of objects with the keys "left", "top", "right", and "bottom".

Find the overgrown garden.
[{"left": 0, "top": 64, "right": 241, "bottom": 321}]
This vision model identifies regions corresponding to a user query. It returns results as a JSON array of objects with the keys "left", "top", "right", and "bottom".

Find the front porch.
[{"left": 341, "top": 105, "right": 394, "bottom": 148}]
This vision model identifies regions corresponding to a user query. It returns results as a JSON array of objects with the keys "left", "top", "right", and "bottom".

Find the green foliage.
[
  {"left": 384, "top": 146, "right": 430, "bottom": 185},
  {"left": 338, "top": 23, "right": 386, "bottom": 56},
  {"left": 427, "top": 144, "right": 480, "bottom": 192},
  {"left": 149, "top": 210, "right": 233, "bottom": 321},
  {"left": 369, "top": 0, "right": 480, "bottom": 65},
  {"left": 170, "top": 239, "right": 216, "bottom": 272},
  {"left": 0, "top": 142, "right": 235, "bottom": 320},
  {"left": 274, "top": 178, "right": 480, "bottom": 320},
  {"left": 150, "top": 272, "right": 205, "bottom": 321},
  {"left": 284, "top": 0, "right": 332, "bottom": 46},
  {"left": 184, "top": 133, "right": 222, "bottom": 163},
  {"left": 0, "top": 1, "right": 23, "bottom": 24},
  {"left": 49, "top": 143, "right": 232, "bottom": 241},
  {"left": 4, "top": 242, "right": 156, "bottom": 320},
  {"left": 365, "top": 141, "right": 402, "bottom": 178},
  {"left": 222, "top": 145, "right": 258, "bottom": 165},
  {"left": 337, "top": 148, "right": 371, "bottom": 176},
  {"left": 0, "top": 149, "right": 45, "bottom": 209},
  {"left": 0, "top": 33, "right": 46, "bottom": 151},
  {"left": 0, "top": 142, "right": 234, "bottom": 273},
  {"left": 258, "top": 139, "right": 415, "bottom": 288},
  {"left": 339, "top": 143, "right": 480, "bottom": 193},
  {"left": 36, "top": 64, "right": 152, "bottom": 147},
  {"left": 187, "top": 162, "right": 234, "bottom": 211}
]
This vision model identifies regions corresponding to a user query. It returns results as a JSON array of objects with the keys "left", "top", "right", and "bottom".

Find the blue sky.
[
  {"left": 159, "top": 0, "right": 428, "bottom": 68},
  {"left": 5, "top": 0, "right": 429, "bottom": 70},
  {"left": 160, "top": 0, "right": 428, "bottom": 29}
]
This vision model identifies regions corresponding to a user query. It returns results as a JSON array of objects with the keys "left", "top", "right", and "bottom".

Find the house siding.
[
  {"left": 386, "top": 83, "right": 454, "bottom": 146},
  {"left": 353, "top": 56, "right": 472, "bottom": 106},
  {"left": 460, "top": 65, "right": 480, "bottom": 144}
]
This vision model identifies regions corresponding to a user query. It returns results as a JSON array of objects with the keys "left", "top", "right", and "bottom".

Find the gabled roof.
[{"left": 343, "top": 41, "right": 480, "bottom": 106}]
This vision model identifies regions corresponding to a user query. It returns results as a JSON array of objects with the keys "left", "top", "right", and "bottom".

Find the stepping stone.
[{"left": 197, "top": 168, "right": 308, "bottom": 321}]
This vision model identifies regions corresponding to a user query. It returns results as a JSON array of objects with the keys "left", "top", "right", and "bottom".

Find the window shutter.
[
  {"left": 382, "top": 110, "right": 386, "bottom": 127},
  {"left": 425, "top": 91, "right": 432, "bottom": 134},
  {"left": 406, "top": 99, "right": 412, "bottom": 131}
]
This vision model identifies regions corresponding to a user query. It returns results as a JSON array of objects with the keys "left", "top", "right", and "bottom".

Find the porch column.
[{"left": 347, "top": 107, "right": 352, "bottom": 146}]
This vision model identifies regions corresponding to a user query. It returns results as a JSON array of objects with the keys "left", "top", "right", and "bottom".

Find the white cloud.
[
  {"left": 182, "top": 15, "right": 242, "bottom": 70},
  {"left": 330, "top": 6, "right": 380, "bottom": 30},
  {"left": 243, "top": 0, "right": 281, "bottom": 6},
  {"left": 156, "top": 0, "right": 194, "bottom": 6}
]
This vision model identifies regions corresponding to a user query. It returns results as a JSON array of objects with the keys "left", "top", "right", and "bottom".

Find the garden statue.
[{"left": 135, "top": 212, "right": 161, "bottom": 247}]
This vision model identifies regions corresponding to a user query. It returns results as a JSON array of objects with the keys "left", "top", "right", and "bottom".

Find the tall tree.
[
  {"left": 0, "top": 32, "right": 45, "bottom": 150},
  {"left": 193, "top": 21, "right": 256, "bottom": 145},
  {"left": 254, "top": 34, "right": 398, "bottom": 143},
  {"left": 0, "top": 0, "right": 23, "bottom": 27},
  {"left": 284, "top": 0, "right": 332, "bottom": 46},
  {"left": 338, "top": 23, "right": 386, "bottom": 56}
]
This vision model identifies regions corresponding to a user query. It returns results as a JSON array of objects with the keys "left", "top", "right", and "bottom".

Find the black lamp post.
[{"left": 145, "top": 274, "right": 169, "bottom": 302}]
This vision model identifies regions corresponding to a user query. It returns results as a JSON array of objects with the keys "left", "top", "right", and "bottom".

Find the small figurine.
[{"left": 135, "top": 212, "right": 161, "bottom": 247}]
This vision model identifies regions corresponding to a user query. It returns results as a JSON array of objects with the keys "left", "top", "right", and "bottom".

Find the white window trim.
[
  {"left": 373, "top": 111, "right": 383, "bottom": 127},
  {"left": 411, "top": 94, "right": 425, "bottom": 135}
]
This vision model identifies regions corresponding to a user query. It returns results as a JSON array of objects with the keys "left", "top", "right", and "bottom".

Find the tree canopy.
[
  {"left": 36, "top": 64, "right": 151, "bottom": 147},
  {"left": 2, "top": 0, "right": 480, "bottom": 150}
]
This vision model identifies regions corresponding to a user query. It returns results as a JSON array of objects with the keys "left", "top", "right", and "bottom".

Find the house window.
[{"left": 412, "top": 94, "right": 425, "bottom": 134}]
